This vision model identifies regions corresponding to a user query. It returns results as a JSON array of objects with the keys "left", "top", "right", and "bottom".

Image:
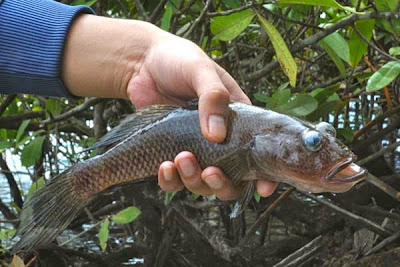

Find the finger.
[
  {"left": 201, "top": 167, "right": 240, "bottom": 201},
  {"left": 174, "top": 152, "right": 213, "bottom": 196},
  {"left": 256, "top": 180, "right": 279, "bottom": 197},
  {"left": 214, "top": 63, "right": 251, "bottom": 104},
  {"left": 158, "top": 161, "right": 185, "bottom": 192},
  {"left": 189, "top": 59, "right": 230, "bottom": 143}
]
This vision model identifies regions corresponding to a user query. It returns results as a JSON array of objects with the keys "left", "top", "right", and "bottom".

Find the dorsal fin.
[{"left": 86, "top": 104, "right": 181, "bottom": 151}]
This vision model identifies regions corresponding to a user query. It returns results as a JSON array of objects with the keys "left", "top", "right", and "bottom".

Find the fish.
[{"left": 13, "top": 101, "right": 366, "bottom": 252}]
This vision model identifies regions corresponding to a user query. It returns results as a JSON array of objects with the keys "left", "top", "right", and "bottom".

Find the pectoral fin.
[
  {"left": 213, "top": 143, "right": 253, "bottom": 186},
  {"left": 230, "top": 181, "right": 256, "bottom": 218}
]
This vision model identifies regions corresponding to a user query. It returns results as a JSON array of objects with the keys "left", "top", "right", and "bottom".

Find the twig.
[
  {"left": 273, "top": 235, "right": 323, "bottom": 267},
  {"left": 133, "top": 0, "right": 149, "bottom": 21},
  {"left": 353, "top": 105, "right": 400, "bottom": 140},
  {"left": 302, "top": 192, "right": 392, "bottom": 237},
  {"left": 0, "top": 94, "right": 16, "bottom": 116},
  {"left": 149, "top": 0, "right": 169, "bottom": 23},
  {"left": 59, "top": 220, "right": 103, "bottom": 247},
  {"left": 357, "top": 141, "right": 400, "bottom": 166},
  {"left": 238, "top": 188, "right": 294, "bottom": 247},
  {"left": 364, "top": 174, "right": 400, "bottom": 201},
  {"left": 183, "top": 0, "right": 212, "bottom": 39},
  {"left": 25, "top": 255, "right": 37, "bottom": 267},
  {"left": 0, "top": 155, "right": 23, "bottom": 208},
  {"left": 352, "top": 204, "right": 400, "bottom": 221},
  {"left": 207, "top": 3, "right": 256, "bottom": 17},
  {"left": 0, "top": 218, "right": 19, "bottom": 223},
  {"left": 40, "top": 97, "right": 103, "bottom": 126},
  {"left": 364, "top": 230, "right": 400, "bottom": 256},
  {"left": 352, "top": 25, "right": 400, "bottom": 62}
]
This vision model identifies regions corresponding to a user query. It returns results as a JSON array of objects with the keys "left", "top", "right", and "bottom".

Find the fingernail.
[
  {"left": 205, "top": 175, "right": 224, "bottom": 190},
  {"left": 179, "top": 158, "right": 195, "bottom": 177},
  {"left": 163, "top": 165, "right": 174, "bottom": 182},
  {"left": 208, "top": 115, "right": 226, "bottom": 141}
]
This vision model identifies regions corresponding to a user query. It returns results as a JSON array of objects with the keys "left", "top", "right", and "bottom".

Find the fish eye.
[
  {"left": 303, "top": 130, "right": 323, "bottom": 152},
  {"left": 316, "top": 122, "right": 336, "bottom": 137}
]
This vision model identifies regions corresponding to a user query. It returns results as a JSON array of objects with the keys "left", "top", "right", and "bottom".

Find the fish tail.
[{"left": 13, "top": 169, "right": 89, "bottom": 252}]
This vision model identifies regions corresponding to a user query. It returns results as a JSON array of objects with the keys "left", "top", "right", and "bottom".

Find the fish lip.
[{"left": 325, "top": 157, "right": 367, "bottom": 183}]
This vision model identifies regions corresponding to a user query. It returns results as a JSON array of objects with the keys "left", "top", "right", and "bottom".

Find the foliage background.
[{"left": 1, "top": 0, "right": 400, "bottom": 266}]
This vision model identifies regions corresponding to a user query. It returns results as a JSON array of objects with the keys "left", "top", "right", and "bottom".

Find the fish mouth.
[{"left": 325, "top": 157, "right": 367, "bottom": 183}]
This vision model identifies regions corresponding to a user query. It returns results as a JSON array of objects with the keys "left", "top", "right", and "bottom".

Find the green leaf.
[
  {"left": 310, "top": 86, "right": 339, "bottom": 104},
  {"left": 337, "top": 128, "right": 354, "bottom": 142},
  {"left": 253, "top": 93, "right": 269, "bottom": 103},
  {"left": 256, "top": 13, "right": 298, "bottom": 87},
  {"left": 0, "top": 228, "right": 16, "bottom": 240},
  {"left": 389, "top": 47, "right": 400, "bottom": 56},
  {"left": 16, "top": 119, "right": 31, "bottom": 144},
  {"left": 307, "top": 100, "right": 343, "bottom": 121},
  {"left": 27, "top": 177, "right": 45, "bottom": 198},
  {"left": 277, "top": 0, "right": 361, "bottom": 13},
  {"left": 267, "top": 89, "right": 291, "bottom": 109},
  {"left": 222, "top": 0, "right": 241, "bottom": 8},
  {"left": 278, "top": 95, "right": 318, "bottom": 116},
  {"left": 99, "top": 218, "right": 109, "bottom": 251},
  {"left": 366, "top": 61, "right": 400, "bottom": 92},
  {"left": 164, "top": 191, "right": 177, "bottom": 204},
  {"left": 254, "top": 191, "right": 261, "bottom": 203},
  {"left": 112, "top": 206, "right": 141, "bottom": 224},
  {"left": 320, "top": 40, "right": 346, "bottom": 76},
  {"left": 375, "top": 0, "right": 398, "bottom": 11},
  {"left": 21, "top": 136, "right": 46, "bottom": 167},
  {"left": 192, "top": 193, "right": 200, "bottom": 200},
  {"left": 210, "top": 9, "right": 255, "bottom": 41},
  {"left": 71, "top": 0, "right": 97, "bottom": 6},
  {"left": 320, "top": 32, "right": 350, "bottom": 64},
  {"left": 161, "top": 3, "right": 174, "bottom": 31},
  {"left": 0, "top": 140, "right": 12, "bottom": 151},
  {"left": 349, "top": 19, "right": 375, "bottom": 67},
  {"left": 45, "top": 99, "right": 62, "bottom": 117}
]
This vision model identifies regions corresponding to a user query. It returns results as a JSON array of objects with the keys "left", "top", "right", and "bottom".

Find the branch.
[
  {"left": 0, "top": 155, "right": 23, "bottom": 208},
  {"left": 40, "top": 97, "right": 103, "bottom": 126},
  {"left": 302, "top": 192, "right": 392, "bottom": 237},
  {"left": 238, "top": 188, "right": 294, "bottom": 247},
  {"left": 0, "top": 94, "right": 16, "bottom": 116},
  {"left": 273, "top": 235, "right": 323, "bottom": 267},
  {"left": 150, "top": 0, "right": 169, "bottom": 23},
  {"left": 352, "top": 24, "right": 399, "bottom": 62},
  {"left": 207, "top": 3, "right": 255, "bottom": 17},
  {"left": 183, "top": 0, "right": 212, "bottom": 39},
  {"left": 357, "top": 141, "right": 400, "bottom": 166},
  {"left": 364, "top": 230, "right": 400, "bottom": 256},
  {"left": 248, "top": 11, "right": 400, "bottom": 81}
]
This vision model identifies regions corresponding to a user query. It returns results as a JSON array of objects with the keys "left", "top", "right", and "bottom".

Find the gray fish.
[{"left": 13, "top": 102, "right": 366, "bottom": 252}]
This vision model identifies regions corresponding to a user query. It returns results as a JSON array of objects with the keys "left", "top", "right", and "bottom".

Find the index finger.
[{"left": 191, "top": 60, "right": 231, "bottom": 143}]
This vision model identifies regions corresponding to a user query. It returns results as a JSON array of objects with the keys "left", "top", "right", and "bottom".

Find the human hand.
[{"left": 61, "top": 15, "right": 278, "bottom": 200}]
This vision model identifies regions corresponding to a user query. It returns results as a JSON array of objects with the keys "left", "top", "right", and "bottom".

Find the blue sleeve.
[{"left": 0, "top": 0, "right": 94, "bottom": 98}]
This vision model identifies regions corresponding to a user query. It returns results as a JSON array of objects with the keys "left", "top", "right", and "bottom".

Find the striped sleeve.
[{"left": 0, "top": 0, "right": 94, "bottom": 97}]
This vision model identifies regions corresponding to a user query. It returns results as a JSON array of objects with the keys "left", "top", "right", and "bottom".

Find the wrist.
[{"left": 61, "top": 14, "right": 160, "bottom": 99}]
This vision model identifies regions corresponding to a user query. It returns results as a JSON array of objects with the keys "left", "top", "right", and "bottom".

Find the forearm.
[
  {"left": 0, "top": 0, "right": 93, "bottom": 97},
  {"left": 61, "top": 15, "right": 161, "bottom": 99}
]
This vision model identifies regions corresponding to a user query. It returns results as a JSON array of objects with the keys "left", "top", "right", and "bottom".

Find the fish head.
[{"left": 251, "top": 120, "right": 366, "bottom": 193}]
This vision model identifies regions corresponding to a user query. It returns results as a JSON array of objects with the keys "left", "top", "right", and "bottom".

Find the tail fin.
[{"left": 13, "top": 170, "right": 89, "bottom": 252}]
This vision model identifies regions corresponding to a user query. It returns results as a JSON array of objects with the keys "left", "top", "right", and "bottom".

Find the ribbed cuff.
[{"left": 0, "top": 0, "right": 94, "bottom": 97}]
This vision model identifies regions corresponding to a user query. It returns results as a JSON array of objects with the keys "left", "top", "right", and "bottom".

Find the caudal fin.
[{"left": 13, "top": 170, "right": 88, "bottom": 252}]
